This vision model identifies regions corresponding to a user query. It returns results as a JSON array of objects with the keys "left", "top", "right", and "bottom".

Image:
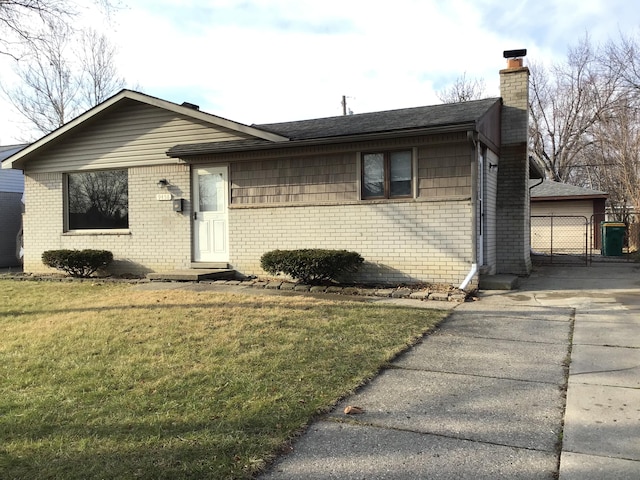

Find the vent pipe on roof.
[{"left": 181, "top": 102, "right": 200, "bottom": 111}]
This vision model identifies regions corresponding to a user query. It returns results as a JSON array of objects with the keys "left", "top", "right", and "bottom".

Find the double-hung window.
[
  {"left": 362, "top": 150, "right": 412, "bottom": 199},
  {"left": 66, "top": 170, "right": 129, "bottom": 230}
]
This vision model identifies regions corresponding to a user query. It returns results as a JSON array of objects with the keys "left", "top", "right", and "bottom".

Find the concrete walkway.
[
  {"left": 517, "top": 264, "right": 640, "bottom": 479},
  {"left": 259, "top": 263, "right": 640, "bottom": 479}
]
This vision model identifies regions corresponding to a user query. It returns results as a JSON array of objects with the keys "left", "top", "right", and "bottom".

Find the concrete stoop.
[
  {"left": 479, "top": 274, "right": 520, "bottom": 290},
  {"left": 147, "top": 269, "right": 236, "bottom": 282}
]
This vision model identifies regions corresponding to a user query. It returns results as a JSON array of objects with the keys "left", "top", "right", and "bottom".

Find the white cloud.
[{"left": 1, "top": 0, "right": 639, "bottom": 144}]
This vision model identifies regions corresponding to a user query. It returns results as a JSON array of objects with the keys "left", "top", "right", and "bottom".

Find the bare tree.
[
  {"left": 0, "top": 0, "right": 116, "bottom": 57},
  {"left": 437, "top": 72, "right": 486, "bottom": 103},
  {"left": 528, "top": 36, "right": 622, "bottom": 183},
  {"left": 6, "top": 21, "right": 80, "bottom": 134},
  {"left": 4, "top": 20, "right": 125, "bottom": 137},
  {"left": 78, "top": 28, "right": 124, "bottom": 108}
]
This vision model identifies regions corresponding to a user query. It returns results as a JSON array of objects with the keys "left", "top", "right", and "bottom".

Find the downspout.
[
  {"left": 459, "top": 262, "right": 478, "bottom": 291},
  {"left": 460, "top": 130, "right": 479, "bottom": 290}
]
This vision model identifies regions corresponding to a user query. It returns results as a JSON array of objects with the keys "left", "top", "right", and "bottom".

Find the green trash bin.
[{"left": 601, "top": 222, "right": 626, "bottom": 256}]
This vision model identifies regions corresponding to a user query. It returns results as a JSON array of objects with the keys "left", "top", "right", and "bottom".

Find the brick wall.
[
  {"left": 0, "top": 191, "right": 23, "bottom": 267},
  {"left": 497, "top": 65, "right": 532, "bottom": 275},
  {"left": 23, "top": 165, "right": 192, "bottom": 275},
  {"left": 229, "top": 200, "right": 473, "bottom": 286}
]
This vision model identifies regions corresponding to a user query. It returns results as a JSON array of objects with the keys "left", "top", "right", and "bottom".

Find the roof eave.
[
  {"left": 167, "top": 122, "right": 478, "bottom": 158},
  {"left": 532, "top": 194, "right": 609, "bottom": 201}
]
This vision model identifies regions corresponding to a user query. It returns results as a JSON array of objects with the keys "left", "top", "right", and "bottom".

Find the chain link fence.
[{"left": 530, "top": 215, "right": 638, "bottom": 265}]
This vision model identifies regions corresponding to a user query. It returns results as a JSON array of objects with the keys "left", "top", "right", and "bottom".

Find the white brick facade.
[
  {"left": 229, "top": 200, "right": 473, "bottom": 285},
  {"left": 23, "top": 165, "right": 192, "bottom": 275}
]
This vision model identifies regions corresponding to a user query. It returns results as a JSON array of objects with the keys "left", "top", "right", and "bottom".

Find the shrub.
[
  {"left": 260, "top": 249, "right": 364, "bottom": 284},
  {"left": 42, "top": 249, "right": 114, "bottom": 278}
]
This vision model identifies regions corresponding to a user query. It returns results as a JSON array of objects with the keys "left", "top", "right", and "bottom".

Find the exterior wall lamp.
[
  {"left": 157, "top": 179, "right": 169, "bottom": 188},
  {"left": 489, "top": 163, "right": 498, "bottom": 171}
]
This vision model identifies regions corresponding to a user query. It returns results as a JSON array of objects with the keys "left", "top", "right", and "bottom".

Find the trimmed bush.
[
  {"left": 260, "top": 249, "right": 364, "bottom": 284},
  {"left": 42, "top": 249, "right": 114, "bottom": 278}
]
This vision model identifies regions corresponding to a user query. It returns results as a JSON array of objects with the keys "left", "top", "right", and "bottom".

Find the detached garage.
[{"left": 530, "top": 180, "right": 608, "bottom": 254}]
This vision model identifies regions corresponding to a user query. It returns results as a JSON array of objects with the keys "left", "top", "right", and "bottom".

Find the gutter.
[{"left": 166, "top": 122, "right": 478, "bottom": 158}]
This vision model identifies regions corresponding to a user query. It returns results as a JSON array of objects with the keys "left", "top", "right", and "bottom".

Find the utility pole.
[{"left": 341, "top": 95, "right": 354, "bottom": 115}]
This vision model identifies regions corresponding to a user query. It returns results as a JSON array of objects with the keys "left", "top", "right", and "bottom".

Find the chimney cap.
[{"left": 503, "top": 49, "right": 527, "bottom": 59}]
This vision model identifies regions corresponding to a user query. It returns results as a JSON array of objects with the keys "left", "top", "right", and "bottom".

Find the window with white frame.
[
  {"left": 362, "top": 150, "right": 412, "bottom": 199},
  {"left": 66, "top": 170, "right": 129, "bottom": 230}
]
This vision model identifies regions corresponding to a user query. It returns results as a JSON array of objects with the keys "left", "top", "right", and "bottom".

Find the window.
[
  {"left": 67, "top": 170, "right": 129, "bottom": 230},
  {"left": 362, "top": 150, "right": 412, "bottom": 199}
]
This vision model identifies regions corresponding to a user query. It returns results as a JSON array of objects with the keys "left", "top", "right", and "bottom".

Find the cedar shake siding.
[{"left": 231, "top": 153, "right": 358, "bottom": 205}]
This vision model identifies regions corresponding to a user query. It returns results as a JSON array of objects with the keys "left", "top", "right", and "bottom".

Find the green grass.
[{"left": 0, "top": 280, "right": 448, "bottom": 479}]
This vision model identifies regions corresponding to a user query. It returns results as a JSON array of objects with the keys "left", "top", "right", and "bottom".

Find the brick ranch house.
[{"left": 1, "top": 53, "right": 540, "bottom": 289}]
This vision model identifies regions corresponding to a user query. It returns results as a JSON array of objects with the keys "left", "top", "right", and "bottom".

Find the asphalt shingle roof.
[
  {"left": 530, "top": 179, "right": 608, "bottom": 199},
  {"left": 167, "top": 98, "right": 501, "bottom": 157},
  {"left": 256, "top": 98, "right": 501, "bottom": 140}
]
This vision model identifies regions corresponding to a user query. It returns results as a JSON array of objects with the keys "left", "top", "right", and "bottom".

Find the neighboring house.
[
  {"left": 0, "top": 145, "right": 26, "bottom": 267},
  {"left": 1, "top": 53, "right": 539, "bottom": 288},
  {"left": 530, "top": 179, "right": 608, "bottom": 252}
]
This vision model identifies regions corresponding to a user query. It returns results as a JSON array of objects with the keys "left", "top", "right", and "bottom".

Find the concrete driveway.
[
  {"left": 260, "top": 262, "right": 640, "bottom": 479},
  {"left": 507, "top": 263, "right": 640, "bottom": 479}
]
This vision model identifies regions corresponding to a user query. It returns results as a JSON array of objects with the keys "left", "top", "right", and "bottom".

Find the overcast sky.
[{"left": 1, "top": 0, "right": 639, "bottom": 145}]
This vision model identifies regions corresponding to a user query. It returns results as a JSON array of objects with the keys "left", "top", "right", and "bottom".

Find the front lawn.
[{"left": 0, "top": 280, "right": 448, "bottom": 479}]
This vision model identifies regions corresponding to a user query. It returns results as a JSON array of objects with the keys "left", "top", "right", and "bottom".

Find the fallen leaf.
[{"left": 344, "top": 405, "right": 364, "bottom": 415}]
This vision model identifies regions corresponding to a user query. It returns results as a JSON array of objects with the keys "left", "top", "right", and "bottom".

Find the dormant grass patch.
[{"left": 0, "top": 280, "right": 447, "bottom": 479}]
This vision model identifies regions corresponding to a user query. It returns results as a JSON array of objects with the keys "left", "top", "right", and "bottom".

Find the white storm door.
[{"left": 193, "top": 166, "right": 229, "bottom": 263}]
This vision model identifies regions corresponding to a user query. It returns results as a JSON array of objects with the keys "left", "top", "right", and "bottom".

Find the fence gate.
[
  {"left": 531, "top": 215, "right": 637, "bottom": 265},
  {"left": 531, "top": 215, "right": 589, "bottom": 265}
]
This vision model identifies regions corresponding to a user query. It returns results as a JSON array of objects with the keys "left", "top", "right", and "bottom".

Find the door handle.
[{"left": 194, "top": 211, "right": 198, "bottom": 220}]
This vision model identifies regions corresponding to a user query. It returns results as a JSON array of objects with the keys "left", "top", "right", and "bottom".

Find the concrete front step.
[
  {"left": 147, "top": 269, "right": 236, "bottom": 282},
  {"left": 190, "top": 262, "right": 229, "bottom": 269},
  {"left": 479, "top": 274, "right": 520, "bottom": 290}
]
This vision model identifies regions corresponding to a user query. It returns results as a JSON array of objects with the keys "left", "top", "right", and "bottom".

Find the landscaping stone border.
[
  {"left": 0, "top": 272, "right": 470, "bottom": 303},
  {"left": 200, "top": 278, "right": 469, "bottom": 303}
]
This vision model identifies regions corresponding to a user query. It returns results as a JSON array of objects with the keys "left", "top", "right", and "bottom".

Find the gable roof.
[
  {"left": 167, "top": 97, "right": 502, "bottom": 157},
  {"left": 530, "top": 179, "right": 608, "bottom": 200},
  {"left": 1, "top": 90, "right": 288, "bottom": 170}
]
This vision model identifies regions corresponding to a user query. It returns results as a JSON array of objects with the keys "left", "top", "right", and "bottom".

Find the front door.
[{"left": 192, "top": 165, "right": 229, "bottom": 263}]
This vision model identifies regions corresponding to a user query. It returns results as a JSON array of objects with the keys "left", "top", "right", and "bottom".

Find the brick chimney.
[{"left": 496, "top": 49, "right": 532, "bottom": 275}]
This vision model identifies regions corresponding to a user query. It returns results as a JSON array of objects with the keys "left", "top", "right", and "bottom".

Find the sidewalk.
[{"left": 259, "top": 263, "right": 640, "bottom": 479}]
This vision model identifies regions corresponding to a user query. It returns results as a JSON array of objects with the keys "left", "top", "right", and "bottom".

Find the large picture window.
[
  {"left": 362, "top": 150, "right": 412, "bottom": 199},
  {"left": 67, "top": 170, "right": 129, "bottom": 230}
]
